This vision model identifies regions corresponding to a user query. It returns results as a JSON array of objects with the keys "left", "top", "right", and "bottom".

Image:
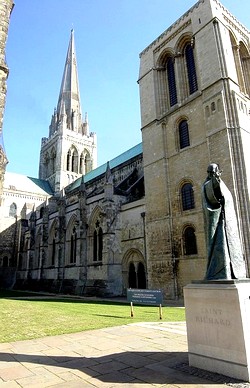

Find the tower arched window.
[
  {"left": 66, "top": 147, "right": 78, "bottom": 173},
  {"left": 185, "top": 43, "right": 198, "bottom": 95},
  {"left": 181, "top": 183, "right": 195, "bottom": 210},
  {"left": 44, "top": 153, "right": 49, "bottom": 178},
  {"left": 50, "top": 148, "right": 56, "bottom": 174},
  {"left": 80, "top": 152, "right": 84, "bottom": 174},
  {"left": 9, "top": 203, "right": 17, "bottom": 217},
  {"left": 67, "top": 150, "right": 71, "bottom": 171},
  {"left": 166, "top": 56, "right": 178, "bottom": 106},
  {"left": 239, "top": 42, "right": 250, "bottom": 96},
  {"left": 72, "top": 149, "right": 78, "bottom": 173},
  {"left": 85, "top": 156, "right": 89, "bottom": 174},
  {"left": 183, "top": 226, "right": 197, "bottom": 255},
  {"left": 85, "top": 152, "right": 91, "bottom": 174},
  {"left": 179, "top": 120, "right": 190, "bottom": 149}
]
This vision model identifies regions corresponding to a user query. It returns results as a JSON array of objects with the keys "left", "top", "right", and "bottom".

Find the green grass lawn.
[{"left": 0, "top": 290, "right": 185, "bottom": 343}]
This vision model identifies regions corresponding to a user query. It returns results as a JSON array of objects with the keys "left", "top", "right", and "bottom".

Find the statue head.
[{"left": 207, "top": 163, "right": 222, "bottom": 179}]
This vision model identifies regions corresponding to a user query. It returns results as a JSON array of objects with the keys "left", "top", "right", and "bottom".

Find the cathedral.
[{"left": 0, "top": 0, "right": 249, "bottom": 299}]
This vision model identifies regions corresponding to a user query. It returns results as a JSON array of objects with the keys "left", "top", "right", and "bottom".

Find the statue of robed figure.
[{"left": 202, "top": 163, "right": 246, "bottom": 280}]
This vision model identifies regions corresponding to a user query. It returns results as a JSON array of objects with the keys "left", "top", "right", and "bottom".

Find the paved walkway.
[{"left": 0, "top": 321, "right": 249, "bottom": 388}]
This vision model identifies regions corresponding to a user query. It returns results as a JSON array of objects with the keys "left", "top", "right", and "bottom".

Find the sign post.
[{"left": 127, "top": 289, "right": 163, "bottom": 319}]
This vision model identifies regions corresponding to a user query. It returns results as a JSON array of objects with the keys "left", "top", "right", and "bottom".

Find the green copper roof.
[
  {"left": 85, "top": 142, "right": 143, "bottom": 183},
  {"left": 66, "top": 142, "right": 143, "bottom": 192},
  {"left": 28, "top": 176, "right": 54, "bottom": 195}
]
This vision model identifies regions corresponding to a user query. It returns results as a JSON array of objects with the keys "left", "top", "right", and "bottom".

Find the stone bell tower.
[{"left": 39, "top": 30, "right": 97, "bottom": 193}]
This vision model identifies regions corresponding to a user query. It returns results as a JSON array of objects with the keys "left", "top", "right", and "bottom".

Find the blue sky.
[{"left": 3, "top": 0, "right": 250, "bottom": 178}]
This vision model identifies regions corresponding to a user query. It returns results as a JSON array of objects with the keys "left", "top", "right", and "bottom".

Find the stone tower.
[
  {"left": 0, "top": 0, "right": 14, "bottom": 203},
  {"left": 138, "top": 0, "right": 250, "bottom": 298},
  {"left": 39, "top": 30, "right": 97, "bottom": 193}
]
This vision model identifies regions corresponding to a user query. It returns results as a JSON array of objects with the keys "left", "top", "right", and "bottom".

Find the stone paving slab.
[{"left": 0, "top": 321, "right": 249, "bottom": 387}]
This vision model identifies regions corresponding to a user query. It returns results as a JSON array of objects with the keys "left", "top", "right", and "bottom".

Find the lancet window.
[
  {"left": 93, "top": 220, "right": 103, "bottom": 262},
  {"left": 185, "top": 42, "right": 198, "bottom": 95},
  {"left": 179, "top": 120, "right": 190, "bottom": 149}
]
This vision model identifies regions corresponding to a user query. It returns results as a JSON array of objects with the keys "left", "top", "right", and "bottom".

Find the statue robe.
[{"left": 202, "top": 178, "right": 246, "bottom": 280}]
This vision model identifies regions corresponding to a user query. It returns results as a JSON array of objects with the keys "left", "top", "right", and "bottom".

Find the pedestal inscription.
[{"left": 184, "top": 280, "right": 250, "bottom": 381}]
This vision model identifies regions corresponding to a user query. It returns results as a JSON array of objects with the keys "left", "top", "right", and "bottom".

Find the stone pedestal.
[{"left": 183, "top": 280, "right": 250, "bottom": 381}]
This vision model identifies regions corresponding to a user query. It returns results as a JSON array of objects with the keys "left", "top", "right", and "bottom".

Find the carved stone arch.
[
  {"left": 228, "top": 27, "right": 237, "bottom": 46},
  {"left": 239, "top": 41, "right": 249, "bottom": 56},
  {"left": 122, "top": 248, "right": 146, "bottom": 293},
  {"left": 239, "top": 40, "right": 250, "bottom": 96},
  {"left": 229, "top": 29, "right": 245, "bottom": 92},
  {"left": 88, "top": 205, "right": 103, "bottom": 233},
  {"left": 229, "top": 30, "right": 250, "bottom": 95},
  {"left": 66, "top": 214, "right": 78, "bottom": 240},
  {"left": 70, "top": 143, "right": 79, "bottom": 153},
  {"left": 178, "top": 176, "right": 195, "bottom": 190},
  {"left": 175, "top": 115, "right": 189, "bottom": 127},
  {"left": 156, "top": 47, "right": 178, "bottom": 113},
  {"left": 175, "top": 33, "right": 198, "bottom": 97},
  {"left": 157, "top": 48, "right": 175, "bottom": 67},
  {"left": 175, "top": 32, "right": 193, "bottom": 54}
]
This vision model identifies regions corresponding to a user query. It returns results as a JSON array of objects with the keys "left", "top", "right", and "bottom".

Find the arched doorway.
[{"left": 122, "top": 249, "right": 146, "bottom": 293}]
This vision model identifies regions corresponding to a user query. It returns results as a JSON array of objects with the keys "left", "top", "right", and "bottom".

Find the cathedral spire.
[
  {"left": 39, "top": 30, "right": 97, "bottom": 193},
  {"left": 57, "top": 29, "right": 82, "bottom": 131}
]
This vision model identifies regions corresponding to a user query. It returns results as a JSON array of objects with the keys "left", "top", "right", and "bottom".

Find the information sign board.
[{"left": 127, "top": 288, "right": 163, "bottom": 306}]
